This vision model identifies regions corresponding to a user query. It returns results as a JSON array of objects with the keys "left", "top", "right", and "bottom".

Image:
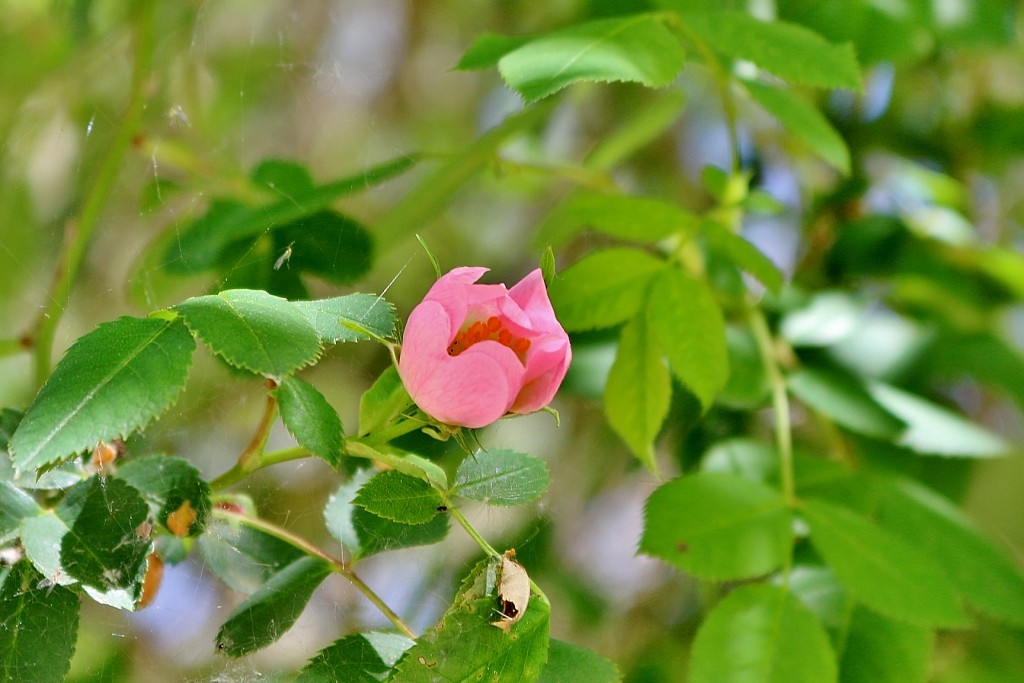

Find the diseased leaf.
[
  {"left": 647, "top": 268, "right": 729, "bottom": 409},
  {"left": 680, "top": 9, "right": 861, "bottom": 90},
  {"left": 787, "top": 366, "right": 905, "bottom": 439},
  {"left": 536, "top": 190, "right": 697, "bottom": 250},
  {"left": 452, "top": 449, "right": 549, "bottom": 507},
  {"left": 294, "top": 293, "right": 396, "bottom": 344},
  {"left": 298, "top": 632, "right": 415, "bottom": 683},
  {"left": 215, "top": 556, "right": 332, "bottom": 657},
  {"left": 495, "top": 14, "right": 686, "bottom": 102},
  {"left": 389, "top": 560, "right": 550, "bottom": 682},
  {"left": 275, "top": 376, "right": 344, "bottom": 466},
  {"left": 198, "top": 519, "right": 304, "bottom": 594},
  {"left": 20, "top": 514, "right": 78, "bottom": 589},
  {"left": 353, "top": 470, "right": 443, "bottom": 525},
  {"left": 0, "top": 560, "right": 80, "bottom": 683},
  {"left": 10, "top": 317, "right": 194, "bottom": 474},
  {"left": 641, "top": 472, "right": 792, "bottom": 580},
  {"left": 802, "top": 498, "right": 969, "bottom": 628},
  {"left": 605, "top": 310, "right": 670, "bottom": 471},
  {"left": 115, "top": 455, "right": 212, "bottom": 538},
  {"left": 689, "top": 583, "right": 837, "bottom": 683},
  {"left": 743, "top": 79, "right": 850, "bottom": 174},
  {"left": 358, "top": 365, "right": 413, "bottom": 437},
  {"left": 324, "top": 470, "right": 449, "bottom": 560},
  {"left": 57, "top": 477, "right": 151, "bottom": 601},
  {"left": 174, "top": 289, "right": 321, "bottom": 377},
  {"left": 538, "top": 639, "right": 621, "bottom": 683},
  {"left": 549, "top": 248, "right": 666, "bottom": 331}
]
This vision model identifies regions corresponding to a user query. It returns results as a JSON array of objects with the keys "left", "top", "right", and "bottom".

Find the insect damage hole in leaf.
[{"left": 492, "top": 549, "right": 531, "bottom": 633}]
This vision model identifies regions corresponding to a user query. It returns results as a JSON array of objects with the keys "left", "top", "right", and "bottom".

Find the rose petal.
[{"left": 399, "top": 300, "right": 526, "bottom": 428}]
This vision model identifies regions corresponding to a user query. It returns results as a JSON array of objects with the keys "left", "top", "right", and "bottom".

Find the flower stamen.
[{"left": 447, "top": 316, "right": 531, "bottom": 360}]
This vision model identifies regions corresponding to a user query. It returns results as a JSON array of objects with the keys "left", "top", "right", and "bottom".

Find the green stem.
[
  {"left": 449, "top": 507, "right": 501, "bottom": 559},
  {"left": 29, "top": 1, "right": 156, "bottom": 388},
  {"left": 213, "top": 506, "right": 416, "bottom": 639},
  {"left": 357, "top": 417, "right": 424, "bottom": 447},
  {"left": 748, "top": 305, "right": 795, "bottom": 507},
  {"left": 666, "top": 17, "right": 742, "bottom": 173},
  {"left": 0, "top": 338, "right": 27, "bottom": 358},
  {"left": 208, "top": 385, "right": 279, "bottom": 491}
]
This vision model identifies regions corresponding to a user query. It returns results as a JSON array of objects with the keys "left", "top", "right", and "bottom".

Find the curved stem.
[
  {"left": 357, "top": 416, "right": 424, "bottom": 447},
  {"left": 0, "top": 338, "right": 27, "bottom": 358},
  {"left": 209, "top": 384, "right": 279, "bottom": 491},
  {"left": 29, "top": 0, "right": 156, "bottom": 388},
  {"left": 449, "top": 507, "right": 501, "bottom": 559},
  {"left": 213, "top": 506, "right": 416, "bottom": 639},
  {"left": 667, "top": 17, "right": 742, "bottom": 173},
  {"left": 747, "top": 305, "right": 795, "bottom": 506}
]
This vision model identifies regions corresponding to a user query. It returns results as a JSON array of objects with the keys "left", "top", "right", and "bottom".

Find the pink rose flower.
[{"left": 398, "top": 267, "right": 572, "bottom": 429}]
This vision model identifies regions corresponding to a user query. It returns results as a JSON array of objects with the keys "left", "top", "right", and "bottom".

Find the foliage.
[{"left": 2, "top": 1, "right": 1024, "bottom": 681}]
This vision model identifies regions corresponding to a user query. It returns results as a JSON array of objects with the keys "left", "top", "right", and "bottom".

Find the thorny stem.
[
  {"left": 29, "top": 0, "right": 156, "bottom": 389},
  {"left": 213, "top": 506, "right": 417, "bottom": 640},
  {"left": 208, "top": 384, "right": 279, "bottom": 491}
]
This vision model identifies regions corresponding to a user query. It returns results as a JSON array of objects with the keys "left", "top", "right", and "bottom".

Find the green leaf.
[
  {"left": 358, "top": 365, "right": 413, "bottom": 437},
  {"left": 0, "top": 481, "right": 41, "bottom": 543},
  {"left": 743, "top": 79, "right": 850, "bottom": 174},
  {"left": 839, "top": 605, "right": 932, "bottom": 683},
  {"left": 275, "top": 376, "right": 344, "bottom": 466},
  {"left": 495, "top": 14, "right": 686, "bottom": 102},
  {"left": 452, "top": 449, "right": 550, "bottom": 507},
  {"left": 689, "top": 583, "right": 837, "bottom": 683},
  {"left": 174, "top": 289, "right": 322, "bottom": 377},
  {"left": 198, "top": 519, "right": 304, "bottom": 594},
  {"left": 324, "top": 470, "right": 449, "bottom": 560},
  {"left": 114, "top": 455, "right": 212, "bottom": 537},
  {"left": 801, "top": 498, "right": 969, "bottom": 628},
  {"left": 536, "top": 190, "right": 697, "bottom": 250},
  {"left": 538, "top": 639, "right": 621, "bottom": 683},
  {"left": 164, "top": 155, "right": 417, "bottom": 273},
  {"left": 10, "top": 317, "right": 194, "bottom": 474},
  {"left": 294, "top": 293, "right": 396, "bottom": 344},
  {"left": 273, "top": 210, "right": 374, "bottom": 285},
  {"left": 867, "top": 382, "right": 1010, "bottom": 457},
  {"left": 298, "top": 632, "right": 415, "bottom": 683},
  {"left": 250, "top": 159, "right": 315, "bottom": 195},
  {"left": 647, "top": 268, "right": 729, "bottom": 408},
  {"left": 640, "top": 472, "right": 793, "bottom": 580},
  {"left": 548, "top": 247, "right": 666, "bottom": 331},
  {"left": 787, "top": 366, "right": 905, "bottom": 439},
  {"left": 701, "top": 219, "right": 784, "bottom": 294},
  {"left": 0, "top": 407, "right": 22, "bottom": 451},
  {"left": 701, "top": 438, "right": 777, "bottom": 484},
  {"left": 20, "top": 514, "right": 78, "bottom": 589},
  {"left": 389, "top": 560, "right": 550, "bottom": 682},
  {"left": 57, "top": 477, "right": 151, "bottom": 598},
  {"left": 354, "top": 470, "right": 443, "bottom": 524},
  {"left": 604, "top": 309, "right": 670, "bottom": 470},
  {"left": 0, "top": 560, "right": 80, "bottom": 683},
  {"left": 215, "top": 555, "right": 332, "bottom": 657},
  {"left": 456, "top": 33, "right": 532, "bottom": 70},
  {"left": 876, "top": 476, "right": 1024, "bottom": 627},
  {"left": 679, "top": 10, "right": 861, "bottom": 90}
]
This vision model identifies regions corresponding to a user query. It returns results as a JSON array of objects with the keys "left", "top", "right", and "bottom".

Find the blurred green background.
[{"left": 2, "top": 1, "right": 1024, "bottom": 681}]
